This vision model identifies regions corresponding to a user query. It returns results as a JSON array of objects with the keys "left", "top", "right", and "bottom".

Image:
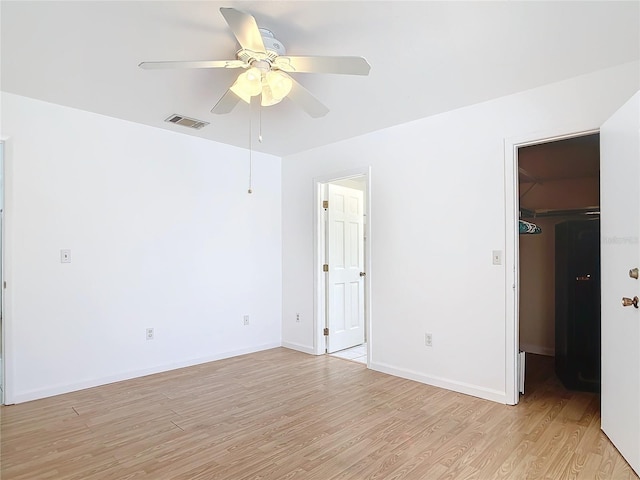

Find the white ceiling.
[{"left": 2, "top": 1, "right": 639, "bottom": 157}]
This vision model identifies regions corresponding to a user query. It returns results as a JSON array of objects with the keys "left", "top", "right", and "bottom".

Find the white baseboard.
[
  {"left": 281, "top": 341, "right": 317, "bottom": 355},
  {"left": 369, "top": 361, "right": 508, "bottom": 404},
  {"left": 9, "top": 342, "right": 281, "bottom": 404},
  {"left": 520, "top": 343, "right": 555, "bottom": 357}
]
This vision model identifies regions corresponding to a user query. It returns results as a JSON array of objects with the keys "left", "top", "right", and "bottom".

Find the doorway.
[
  {"left": 314, "top": 168, "right": 371, "bottom": 365},
  {"left": 510, "top": 131, "right": 601, "bottom": 401}
]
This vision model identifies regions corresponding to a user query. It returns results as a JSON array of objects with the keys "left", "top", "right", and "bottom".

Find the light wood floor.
[{"left": 1, "top": 349, "right": 638, "bottom": 479}]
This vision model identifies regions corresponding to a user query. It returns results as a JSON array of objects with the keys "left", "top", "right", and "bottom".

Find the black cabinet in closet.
[{"left": 555, "top": 219, "right": 600, "bottom": 392}]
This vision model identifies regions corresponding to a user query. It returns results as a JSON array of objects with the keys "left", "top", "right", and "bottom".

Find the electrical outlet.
[
  {"left": 425, "top": 333, "right": 433, "bottom": 347},
  {"left": 146, "top": 328, "right": 154, "bottom": 340},
  {"left": 60, "top": 249, "right": 71, "bottom": 263},
  {"left": 296, "top": 313, "right": 300, "bottom": 323},
  {"left": 243, "top": 315, "right": 250, "bottom": 326}
]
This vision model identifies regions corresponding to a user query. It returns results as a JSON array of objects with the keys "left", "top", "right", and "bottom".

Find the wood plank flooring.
[{"left": 1, "top": 349, "right": 637, "bottom": 479}]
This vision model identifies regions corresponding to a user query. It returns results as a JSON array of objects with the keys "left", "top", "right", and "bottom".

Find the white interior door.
[
  {"left": 0, "top": 142, "right": 4, "bottom": 405},
  {"left": 326, "top": 183, "right": 365, "bottom": 353},
  {"left": 600, "top": 91, "right": 640, "bottom": 476}
]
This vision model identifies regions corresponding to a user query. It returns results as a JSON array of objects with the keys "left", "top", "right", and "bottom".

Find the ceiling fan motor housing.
[{"left": 259, "top": 28, "right": 286, "bottom": 56}]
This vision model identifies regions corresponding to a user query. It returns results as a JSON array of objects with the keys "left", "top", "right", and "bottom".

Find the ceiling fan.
[{"left": 139, "top": 7, "right": 371, "bottom": 118}]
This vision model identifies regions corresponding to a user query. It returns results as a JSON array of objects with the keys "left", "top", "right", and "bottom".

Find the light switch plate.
[{"left": 492, "top": 250, "right": 502, "bottom": 265}]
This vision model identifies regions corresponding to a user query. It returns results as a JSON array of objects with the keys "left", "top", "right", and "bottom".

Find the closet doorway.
[{"left": 517, "top": 133, "right": 601, "bottom": 395}]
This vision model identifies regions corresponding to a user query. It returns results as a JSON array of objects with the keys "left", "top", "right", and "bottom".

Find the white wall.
[
  {"left": 1, "top": 93, "right": 282, "bottom": 403},
  {"left": 281, "top": 61, "right": 639, "bottom": 403}
]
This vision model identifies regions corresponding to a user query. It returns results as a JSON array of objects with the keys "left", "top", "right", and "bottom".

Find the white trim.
[
  {"left": 11, "top": 343, "right": 281, "bottom": 404},
  {"left": 1, "top": 137, "right": 13, "bottom": 405},
  {"left": 504, "top": 126, "right": 600, "bottom": 406},
  {"left": 281, "top": 341, "right": 317, "bottom": 355},
  {"left": 313, "top": 167, "right": 372, "bottom": 366},
  {"left": 519, "top": 351, "right": 526, "bottom": 394},
  {"left": 370, "top": 361, "right": 507, "bottom": 404},
  {"left": 0, "top": 140, "right": 4, "bottom": 405}
]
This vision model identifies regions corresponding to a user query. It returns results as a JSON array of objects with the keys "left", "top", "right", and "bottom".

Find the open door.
[
  {"left": 600, "top": 90, "right": 640, "bottom": 476},
  {"left": 0, "top": 142, "right": 3, "bottom": 405},
  {"left": 326, "top": 183, "right": 365, "bottom": 353}
]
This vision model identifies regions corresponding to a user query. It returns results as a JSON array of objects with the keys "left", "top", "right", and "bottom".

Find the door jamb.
[
  {"left": 313, "top": 167, "right": 371, "bottom": 363},
  {"left": 0, "top": 138, "right": 12, "bottom": 405},
  {"left": 504, "top": 127, "right": 599, "bottom": 405}
]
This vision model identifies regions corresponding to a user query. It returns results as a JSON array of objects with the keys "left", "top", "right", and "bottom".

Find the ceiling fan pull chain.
[{"left": 248, "top": 110, "right": 253, "bottom": 194}]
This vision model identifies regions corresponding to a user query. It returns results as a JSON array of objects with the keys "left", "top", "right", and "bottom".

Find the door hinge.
[
  {"left": 323, "top": 264, "right": 329, "bottom": 272},
  {"left": 322, "top": 200, "right": 329, "bottom": 209},
  {"left": 3, "top": 281, "right": 5, "bottom": 289},
  {"left": 324, "top": 327, "right": 329, "bottom": 336}
]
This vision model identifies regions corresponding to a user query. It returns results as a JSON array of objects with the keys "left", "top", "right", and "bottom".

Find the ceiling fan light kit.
[
  {"left": 230, "top": 67, "right": 263, "bottom": 102},
  {"left": 139, "top": 7, "right": 371, "bottom": 118},
  {"left": 230, "top": 62, "right": 293, "bottom": 107}
]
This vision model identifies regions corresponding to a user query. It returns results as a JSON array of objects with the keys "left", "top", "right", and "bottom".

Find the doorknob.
[
  {"left": 359, "top": 272, "right": 366, "bottom": 277},
  {"left": 630, "top": 268, "right": 639, "bottom": 279},
  {"left": 622, "top": 296, "right": 639, "bottom": 308}
]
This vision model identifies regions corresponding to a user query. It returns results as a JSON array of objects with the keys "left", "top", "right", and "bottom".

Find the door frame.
[
  {"left": 0, "top": 138, "right": 12, "bottom": 405},
  {"left": 313, "top": 167, "right": 371, "bottom": 361},
  {"left": 504, "top": 127, "right": 600, "bottom": 405}
]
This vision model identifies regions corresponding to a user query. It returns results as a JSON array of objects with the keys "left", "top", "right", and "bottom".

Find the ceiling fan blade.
[
  {"left": 273, "top": 56, "right": 371, "bottom": 75},
  {"left": 211, "top": 88, "right": 241, "bottom": 115},
  {"left": 139, "top": 60, "right": 246, "bottom": 70},
  {"left": 287, "top": 77, "right": 329, "bottom": 118},
  {"left": 220, "top": 7, "right": 266, "bottom": 53}
]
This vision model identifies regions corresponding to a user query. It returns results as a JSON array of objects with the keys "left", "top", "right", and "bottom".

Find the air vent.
[{"left": 164, "top": 114, "right": 209, "bottom": 130}]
